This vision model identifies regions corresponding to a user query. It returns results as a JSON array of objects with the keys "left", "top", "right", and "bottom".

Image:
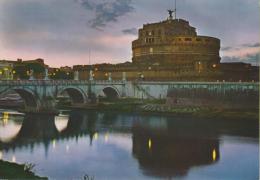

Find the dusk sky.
[{"left": 0, "top": 0, "right": 259, "bottom": 67}]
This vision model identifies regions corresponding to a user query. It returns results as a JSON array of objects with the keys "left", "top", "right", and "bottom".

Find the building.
[
  {"left": 0, "top": 61, "right": 14, "bottom": 80},
  {"left": 0, "top": 58, "right": 48, "bottom": 80},
  {"left": 132, "top": 17, "right": 220, "bottom": 73}
]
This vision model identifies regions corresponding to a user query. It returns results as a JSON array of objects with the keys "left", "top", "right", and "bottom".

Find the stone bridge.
[{"left": 0, "top": 80, "right": 258, "bottom": 113}]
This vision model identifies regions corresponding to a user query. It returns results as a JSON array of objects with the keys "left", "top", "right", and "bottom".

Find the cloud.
[
  {"left": 122, "top": 28, "right": 137, "bottom": 35},
  {"left": 222, "top": 52, "right": 260, "bottom": 66},
  {"left": 220, "top": 42, "right": 260, "bottom": 66},
  {"left": 221, "top": 46, "right": 233, "bottom": 51},
  {"left": 77, "top": 0, "right": 134, "bottom": 29},
  {"left": 242, "top": 43, "right": 260, "bottom": 48}
]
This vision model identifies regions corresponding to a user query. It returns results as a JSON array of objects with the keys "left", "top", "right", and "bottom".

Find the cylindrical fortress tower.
[{"left": 132, "top": 18, "right": 221, "bottom": 72}]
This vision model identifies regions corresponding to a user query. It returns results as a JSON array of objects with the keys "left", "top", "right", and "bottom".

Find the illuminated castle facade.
[{"left": 132, "top": 17, "right": 221, "bottom": 73}]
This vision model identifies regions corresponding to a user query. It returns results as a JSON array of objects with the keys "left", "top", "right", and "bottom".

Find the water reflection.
[
  {"left": 132, "top": 125, "right": 219, "bottom": 177},
  {"left": 0, "top": 112, "right": 23, "bottom": 142},
  {"left": 0, "top": 110, "right": 258, "bottom": 179},
  {"left": 54, "top": 115, "right": 69, "bottom": 132}
]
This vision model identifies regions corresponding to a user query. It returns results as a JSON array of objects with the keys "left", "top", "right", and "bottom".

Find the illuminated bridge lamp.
[{"left": 212, "top": 149, "right": 217, "bottom": 161}]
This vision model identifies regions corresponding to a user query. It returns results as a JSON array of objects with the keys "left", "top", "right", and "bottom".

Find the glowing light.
[
  {"left": 12, "top": 70, "right": 16, "bottom": 74},
  {"left": 212, "top": 64, "right": 217, "bottom": 68},
  {"left": 3, "top": 112, "right": 9, "bottom": 125},
  {"left": 104, "top": 134, "right": 109, "bottom": 142},
  {"left": 148, "top": 138, "right": 152, "bottom": 149},
  {"left": 212, "top": 149, "right": 217, "bottom": 161},
  {"left": 12, "top": 155, "right": 16, "bottom": 163},
  {"left": 93, "top": 133, "right": 98, "bottom": 140},
  {"left": 0, "top": 71, "right": 2, "bottom": 75},
  {"left": 0, "top": 151, "right": 3, "bottom": 159},
  {"left": 66, "top": 145, "right": 70, "bottom": 152},
  {"left": 149, "top": 47, "right": 153, "bottom": 53},
  {"left": 52, "top": 139, "right": 56, "bottom": 149}
]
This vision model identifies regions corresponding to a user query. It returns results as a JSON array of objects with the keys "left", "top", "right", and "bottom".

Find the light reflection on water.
[
  {"left": 0, "top": 110, "right": 258, "bottom": 180},
  {"left": 0, "top": 111, "right": 24, "bottom": 142}
]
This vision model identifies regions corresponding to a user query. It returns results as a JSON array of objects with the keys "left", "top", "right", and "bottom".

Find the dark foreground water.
[{"left": 0, "top": 109, "right": 258, "bottom": 180}]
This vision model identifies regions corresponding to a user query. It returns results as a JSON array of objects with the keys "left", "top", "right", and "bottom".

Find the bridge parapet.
[{"left": 0, "top": 80, "right": 127, "bottom": 86}]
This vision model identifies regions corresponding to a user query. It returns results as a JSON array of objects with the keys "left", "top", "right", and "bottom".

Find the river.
[{"left": 0, "top": 109, "right": 258, "bottom": 179}]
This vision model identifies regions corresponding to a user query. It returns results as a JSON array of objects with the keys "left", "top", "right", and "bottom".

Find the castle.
[{"left": 132, "top": 16, "right": 220, "bottom": 70}]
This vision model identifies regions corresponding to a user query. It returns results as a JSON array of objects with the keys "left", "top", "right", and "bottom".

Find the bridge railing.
[
  {"left": 0, "top": 79, "right": 259, "bottom": 87},
  {"left": 133, "top": 81, "right": 259, "bottom": 85},
  {"left": 0, "top": 79, "right": 127, "bottom": 86}
]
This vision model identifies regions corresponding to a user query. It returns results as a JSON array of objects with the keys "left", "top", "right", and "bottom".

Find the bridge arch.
[
  {"left": 0, "top": 88, "right": 39, "bottom": 109},
  {"left": 58, "top": 87, "right": 87, "bottom": 104},
  {"left": 101, "top": 86, "right": 120, "bottom": 99}
]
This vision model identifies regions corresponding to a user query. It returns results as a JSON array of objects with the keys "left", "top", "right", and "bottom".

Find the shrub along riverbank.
[
  {"left": 59, "top": 98, "right": 259, "bottom": 121},
  {"left": 0, "top": 160, "right": 47, "bottom": 179}
]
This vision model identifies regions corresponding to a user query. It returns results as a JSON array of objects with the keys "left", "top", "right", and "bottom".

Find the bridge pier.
[{"left": 22, "top": 96, "right": 58, "bottom": 114}]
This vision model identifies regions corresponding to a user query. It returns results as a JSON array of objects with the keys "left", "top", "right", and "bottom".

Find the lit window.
[
  {"left": 185, "top": 38, "right": 192, "bottom": 41},
  {"left": 149, "top": 47, "right": 153, "bottom": 53}
]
